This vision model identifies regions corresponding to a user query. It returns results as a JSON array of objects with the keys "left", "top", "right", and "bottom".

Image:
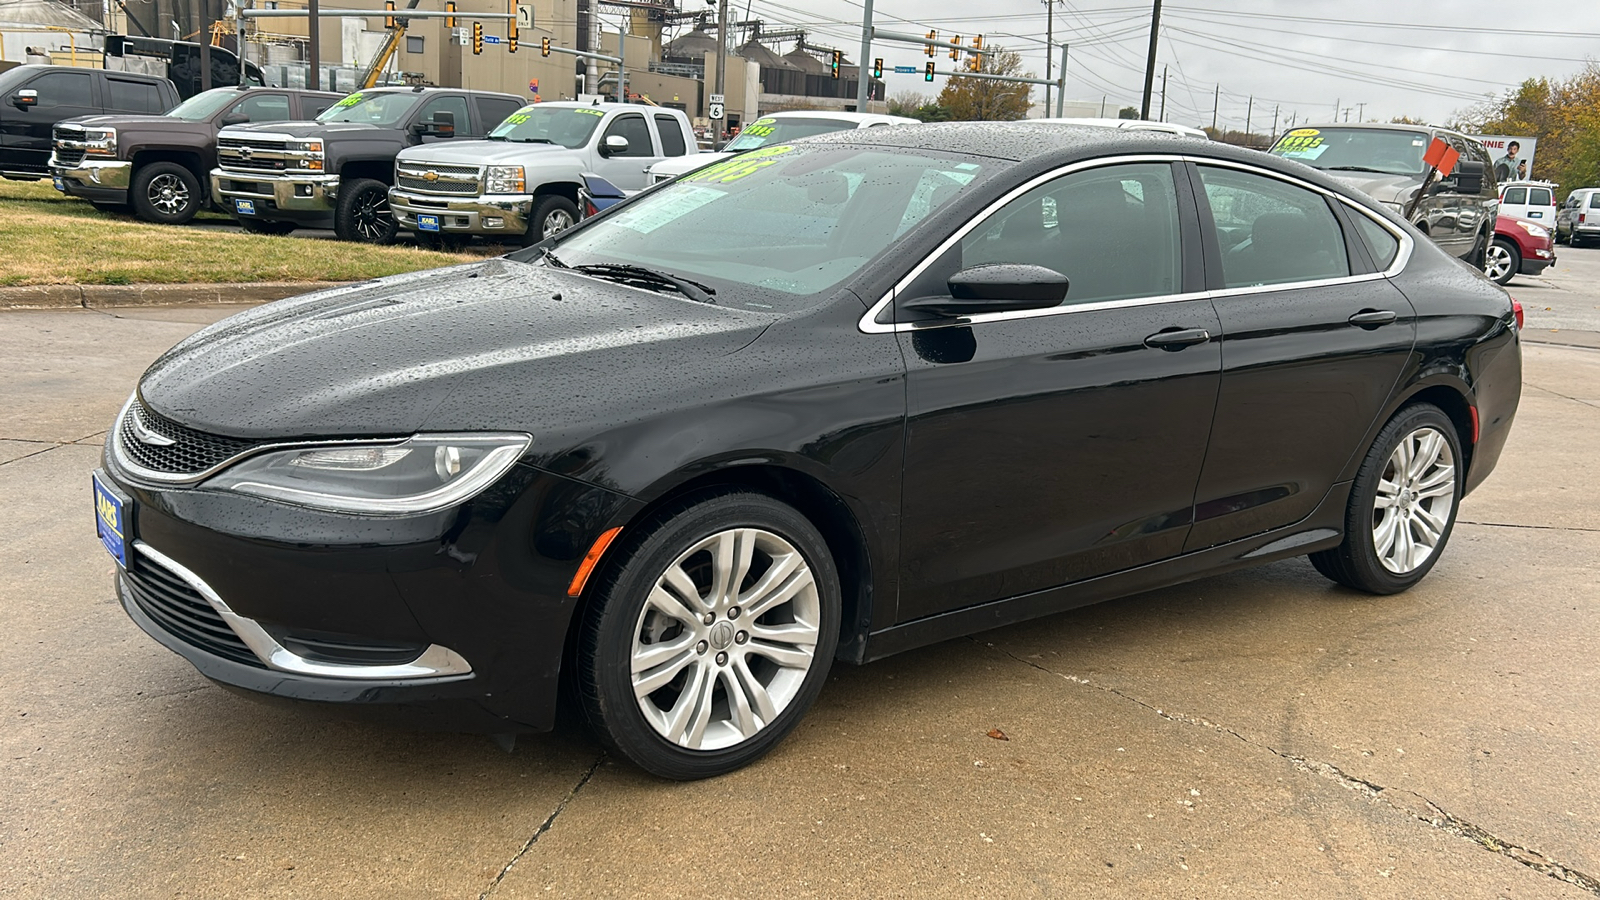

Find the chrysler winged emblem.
[{"left": 129, "top": 413, "right": 176, "bottom": 447}]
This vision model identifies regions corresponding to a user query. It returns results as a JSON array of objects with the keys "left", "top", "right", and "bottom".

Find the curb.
[
  {"left": 0, "top": 282, "right": 353, "bottom": 310},
  {"left": 1522, "top": 330, "right": 1600, "bottom": 350}
]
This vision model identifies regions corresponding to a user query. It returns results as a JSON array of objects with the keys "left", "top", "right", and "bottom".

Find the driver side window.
[
  {"left": 957, "top": 162, "right": 1183, "bottom": 306},
  {"left": 602, "top": 114, "right": 653, "bottom": 157},
  {"left": 417, "top": 95, "right": 470, "bottom": 132}
]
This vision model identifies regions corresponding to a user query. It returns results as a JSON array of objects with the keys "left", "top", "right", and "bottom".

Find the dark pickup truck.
[
  {"left": 51, "top": 85, "right": 344, "bottom": 224},
  {"left": 1, "top": 64, "right": 178, "bottom": 180},
  {"left": 211, "top": 85, "right": 524, "bottom": 242}
]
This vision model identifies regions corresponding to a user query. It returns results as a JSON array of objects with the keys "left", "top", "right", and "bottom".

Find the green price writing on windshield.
[
  {"left": 503, "top": 113, "right": 531, "bottom": 126},
  {"left": 1276, "top": 135, "right": 1322, "bottom": 151},
  {"left": 686, "top": 145, "right": 795, "bottom": 184},
  {"left": 334, "top": 93, "right": 363, "bottom": 108},
  {"left": 575, "top": 108, "right": 605, "bottom": 117},
  {"left": 742, "top": 124, "right": 775, "bottom": 138}
]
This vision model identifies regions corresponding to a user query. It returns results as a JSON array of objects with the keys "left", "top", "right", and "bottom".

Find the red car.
[{"left": 1487, "top": 213, "right": 1556, "bottom": 285}]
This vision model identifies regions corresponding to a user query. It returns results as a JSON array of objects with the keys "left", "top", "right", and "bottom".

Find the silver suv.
[{"left": 1556, "top": 187, "right": 1600, "bottom": 246}]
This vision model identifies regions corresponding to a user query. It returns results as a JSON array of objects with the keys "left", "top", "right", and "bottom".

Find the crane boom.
[{"left": 356, "top": 0, "right": 424, "bottom": 89}]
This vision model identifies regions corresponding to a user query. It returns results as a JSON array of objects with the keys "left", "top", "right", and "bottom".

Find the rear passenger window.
[
  {"left": 1197, "top": 166, "right": 1350, "bottom": 288},
  {"left": 960, "top": 162, "right": 1183, "bottom": 305},
  {"left": 654, "top": 115, "right": 686, "bottom": 156},
  {"left": 108, "top": 78, "right": 165, "bottom": 112},
  {"left": 1504, "top": 187, "right": 1527, "bottom": 205},
  {"left": 1350, "top": 214, "right": 1400, "bottom": 270},
  {"left": 476, "top": 97, "right": 523, "bottom": 129},
  {"left": 1591, "top": 194, "right": 1600, "bottom": 209}
]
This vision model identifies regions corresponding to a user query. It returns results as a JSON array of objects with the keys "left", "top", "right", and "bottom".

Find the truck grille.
[
  {"left": 53, "top": 147, "right": 86, "bottom": 167},
  {"left": 396, "top": 162, "right": 481, "bottom": 195},
  {"left": 116, "top": 398, "right": 262, "bottom": 479},
  {"left": 218, "top": 136, "right": 292, "bottom": 173},
  {"left": 123, "top": 555, "right": 264, "bottom": 669}
]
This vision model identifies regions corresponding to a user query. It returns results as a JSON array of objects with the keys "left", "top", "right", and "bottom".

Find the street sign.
[
  {"left": 709, "top": 93, "right": 724, "bottom": 104},
  {"left": 892, "top": 65, "right": 917, "bottom": 73},
  {"left": 515, "top": 4, "right": 532, "bottom": 28},
  {"left": 483, "top": 34, "right": 501, "bottom": 44},
  {"left": 708, "top": 101, "right": 725, "bottom": 120}
]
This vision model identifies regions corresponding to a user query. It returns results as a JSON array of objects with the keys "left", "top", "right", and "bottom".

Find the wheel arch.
[
  {"left": 1388, "top": 378, "right": 1477, "bottom": 472},
  {"left": 129, "top": 149, "right": 207, "bottom": 195},
  {"left": 533, "top": 178, "right": 581, "bottom": 206},
  {"left": 338, "top": 159, "right": 393, "bottom": 184}
]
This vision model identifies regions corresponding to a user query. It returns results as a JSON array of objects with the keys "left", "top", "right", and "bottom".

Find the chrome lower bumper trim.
[
  {"left": 388, "top": 188, "right": 532, "bottom": 235},
  {"left": 134, "top": 540, "right": 473, "bottom": 680},
  {"left": 211, "top": 169, "right": 340, "bottom": 215},
  {"left": 50, "top": 158, "right": 133, "bottom": 191}
]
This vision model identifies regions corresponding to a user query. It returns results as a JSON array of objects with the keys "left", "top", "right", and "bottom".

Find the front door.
[
  {"left": 896, "top": 160, "right": 1221, "bottom": 622},
  {"left": 1184, "top": 162, "right": 1417, "bottom": 550},
  {"left": 591, "top": 112, "right": 660, "bottom": 191},
  {"left": 1, "top": 69, "right": 96, "bottom": 175}
]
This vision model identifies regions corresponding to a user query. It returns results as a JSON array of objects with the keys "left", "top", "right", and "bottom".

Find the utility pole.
[
  {"left": 1342, "top": 107, "right": 1350, "bottom": 122},
  {"left": 1210, "top": 82, "right": 1218, "bottom": 133},
  {"left": 1056, "top": 42, "right": 1067, "bottom": 116},
  {"left": 1043, "top": 0, "right": 1053, "bottom": 115},
  {"left": 1357, "top": 101, "right": 1366, "bottom": 121},
  {"left": 1245, "top": 94, "right": 1252, "bottom": 140},
  {"left": 1333, "top": 96, "right": 1340, "bottom": 121},
  {"left": 713, "top": 0, "right": 728, "bottom": 149},
  {"left": 1100, "top": 94, "right": 1106, "bottom": 117},
  {"left": 1270, "top": 104, "right": 1279, "bottom": 143},
  {"left": 1158, "top": 65, "right": 1166, "bottom": 121},
  {"left": 855, "top": 0, "right": 873, "bottom": 112},
  {"left": 307, "top": 0, "right": 319, "bottom": 90},
  {"left": 1139, "top": 0, "right": 1161, "bottom": 119},
  {"left": 617, "top": 16, "right": 626, "bottom": 104}
]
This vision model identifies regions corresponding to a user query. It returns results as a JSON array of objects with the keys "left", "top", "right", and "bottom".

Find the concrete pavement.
[{"left": 1, "top": 303, "right": 1596, "bottom": 898}]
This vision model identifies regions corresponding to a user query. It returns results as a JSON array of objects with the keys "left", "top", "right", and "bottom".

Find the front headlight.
[
  {"left": 288, "top": 139, "right": 324, "bottom": 171},
  {"left": 1515, "top": 221, "right": 1550, "bottom": 239},
  {"left": 486, "top": 165, "right": 526, "bottom": 194},
  {"left": 83, "top": 127, "right": 117, "bottom": 156},
  {"left": 204, "top": 433, "right": 530, "bottom": 515}
]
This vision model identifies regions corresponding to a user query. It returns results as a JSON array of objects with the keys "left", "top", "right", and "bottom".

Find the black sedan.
[{"left": 96, "top": 124, "right": 1522, "bottom": 779}]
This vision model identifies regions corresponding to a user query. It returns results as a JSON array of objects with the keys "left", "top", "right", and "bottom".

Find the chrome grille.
[
  {"left": 122, "top": 556, "right": 263, "bottom": 668},
  {"left": 396, "top": 162, "right": 481, "bottom": 195},
  {"left": 116, "top": 399, "right": 260, "bottom": 478},
  {"left": 53, "top": 125, "right": 89, "bottom": 166},
  {"left": 217, "top": 136, "right": 292, "bottom": 173}
]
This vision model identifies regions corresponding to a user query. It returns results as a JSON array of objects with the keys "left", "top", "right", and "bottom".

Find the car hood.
[
  {"left": 1325, "top": 170, "right": 1423, "bottom": 204},
  {"left": 398, "top": 139, "right": 579, "bottom": 167},
  {"left": 60, "top": 114, "right": 206, "bottom": 131},
  {"left": 221, "top": 121, "right": 382, "bottom": 139},
  {"left": 138, "top": 258, "right": 772, "bottom": 441}
]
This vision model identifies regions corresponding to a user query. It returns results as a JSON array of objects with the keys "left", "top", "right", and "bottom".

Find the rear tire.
[
  {"left": 577, "top": 490, "right": 841, "bottom": 780},
  {"left": 1310, "top": 403, "right": 1462, "bottom": 594},
  {"left": 334, "top": 177, "right": 398, "bottom": 244},
  {"left": 131, "top": 162, "right": 202, "bottom": 225},
  {"left": 1484, "top": 238, "right": 1520, "bottom": 286}
]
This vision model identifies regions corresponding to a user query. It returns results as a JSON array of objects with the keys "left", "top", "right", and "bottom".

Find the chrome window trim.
[
  {"left": 109, "top": 392, "right": 404, "bottom": 487},
  {"left": 857, "top": 153, "right": 1415, "bottom": 335},
  {"left": 132, "top": 540, "right": 474, "bottom": 680}
]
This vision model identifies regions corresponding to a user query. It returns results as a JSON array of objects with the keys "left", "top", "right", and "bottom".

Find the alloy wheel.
[
  {"left": 542, "top": 209, "right": 575, "bottom": 240},
  {"left": 630, "top": 527, "right": 820, "bottom": 751},
  {"left": 352, "top": 191, "right": 394, "bottom": 241},
  {"left": 1371, "top": 425, "right": 1457, "bottom": 574},
  {"left": 147, "top": 173, "right": 190, "bottom": 216},
  {"left": 1484, "top": 243, "right": 1514, "bottom": 282}
]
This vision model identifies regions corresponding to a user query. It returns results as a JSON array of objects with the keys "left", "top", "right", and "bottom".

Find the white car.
[
  {"left": 1027, "top": 117, "right": 1210, "bottom": 139},
  {"left": 646, "top": 110, "right": 919, "bottom": 185},
  {"left": 1499, "top": 180, "right": 1558, "bottom": 226}
]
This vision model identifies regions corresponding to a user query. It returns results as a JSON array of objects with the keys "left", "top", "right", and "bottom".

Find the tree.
[
  {"left": 911, "top": 103, "right": 954, "bottom": 122},
  {"left": 887, "top": 90, "right": 926, "bottom": 118},
  {"left": 934, "top": 47, "right": 1032, "bottom": 122},
  {"left": 1451, "top": 64, "right": 1600, "bottom": 199},
  {"left": 1118, "top": 106, "right": 1138, "bottom": 120},
  {"left": 1389, "top": 115, "right": 1428, "bottom": 125}
]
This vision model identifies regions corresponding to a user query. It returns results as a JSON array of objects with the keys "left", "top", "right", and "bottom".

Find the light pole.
[
  {"left": 856, "top": 0, "right": 873, "bottom": 112},
  {"left": 1139, "top": 0, "right": 1161, "bottom": 120},
  {"left": 713, "top": 0, "right": 728, "bottom": 150}
]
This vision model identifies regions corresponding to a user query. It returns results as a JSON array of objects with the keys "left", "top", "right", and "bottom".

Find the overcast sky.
[{"left": 690, "top": 0, "right": 1600, "bottom": 130}]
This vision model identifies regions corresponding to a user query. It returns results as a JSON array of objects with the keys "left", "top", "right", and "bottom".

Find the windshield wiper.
[
  {"left": 539, "top": 247, "right": 568, "bottom": 268},
  {"left": 572, "top": 264, "right": 716, "bottom": 304},
  {"left": 512, "top": 138, "right": 555, "bottom": 144},
  {"left": 1322, "top": 165, "right": 1397, "bottom": 174}
]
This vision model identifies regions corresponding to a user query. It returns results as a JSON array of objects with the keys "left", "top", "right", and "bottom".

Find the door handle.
[
  {"left": 1143, "top": 327, "right": 1211, "bottom": 350},
  {"left": 1348, "top": 309, "right": 1398, "bottom": 328}
]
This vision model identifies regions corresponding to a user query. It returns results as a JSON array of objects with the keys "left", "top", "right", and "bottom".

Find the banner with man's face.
[{"left": 1472, "top": 135, "right": 1538, "bottom": 183}]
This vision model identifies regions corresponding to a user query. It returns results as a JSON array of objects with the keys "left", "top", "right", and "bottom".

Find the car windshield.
[
  {"left": 725, "top": 117, "right": 857, "bottom": 151},
  {"left": 522, "top": 146, "right": 990, "bottom": 310},
  {"left": 316, "top": 91, "right": 421, "bottom": 126},
  {"left": 167, "top": 88, "right": 239, "bottom": 121},
  {"left": 488, "top": 106, "right": 605, "bottom": 148},
  {"left": 1270, "top": 127, "right": 1430, "bottom": 176}
]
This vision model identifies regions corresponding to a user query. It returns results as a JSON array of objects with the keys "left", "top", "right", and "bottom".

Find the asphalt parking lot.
[{"left": 2, "top": 255, "right": 1598, "bottom": 898}]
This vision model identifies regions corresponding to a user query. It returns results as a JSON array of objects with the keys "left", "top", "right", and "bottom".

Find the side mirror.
[
  {"left": 902, "top": 264, "right": 1069, "bottom": 318},
  {"left": 412, "top": 110, "right": 455, "bottom": 137},
  {"left": 600, "top": 134, "right": 629, "bottom": 156},
  {"left": 1450, "top": 160, "right": 1485, "bottom": 195},
  {"left": 219, "top": 112, "right": 248, "bottom": 126},
  {"left": 12, "top": 89, "right": 38, "bottom": 110}
]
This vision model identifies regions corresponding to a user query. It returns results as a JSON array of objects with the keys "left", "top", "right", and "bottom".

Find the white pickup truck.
[
  {"left": 389, "top": 101, "right": 697, "bottom": 246},
  {"left": 645, "top": 110, "right": 919, "bottom": 186}
]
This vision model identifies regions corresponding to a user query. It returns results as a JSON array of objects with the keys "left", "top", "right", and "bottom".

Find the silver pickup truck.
[{"left": 389, "top": 102, "right": 697, "bottom": 246}]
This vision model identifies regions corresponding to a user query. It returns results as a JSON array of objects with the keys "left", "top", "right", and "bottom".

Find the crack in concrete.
[
  {"left": 0, "top": 432, "right": 105, "bottom": 467},
  {"left": 979, "top": 640, "right": 1600, "bottom": 896},
  {"left": 1525, "top": 382, "right": 1600, "bottom": 410},
  {"left": 479, "top": 753, "right": 605, "bottom": 899},
  {"left": 1459, "top": 520, "right": 1600, "bottom": 534}
]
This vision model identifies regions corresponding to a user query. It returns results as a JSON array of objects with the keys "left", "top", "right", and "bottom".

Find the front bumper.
[
  {"left": 389, "top": 188, "right": 532, "bottom": 236},
  {"left": 211, "top": 169, "right": 340, "bottom": 223},
  {"left": 100, "top": 452, "right": 637, "bottom": 733},
  {"left": 50, "top": 158, "right": 133, "bottom": 202}
]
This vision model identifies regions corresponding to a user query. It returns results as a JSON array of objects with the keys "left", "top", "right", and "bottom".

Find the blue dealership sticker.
[
  {"left": 92, "top": 472, "right": 130, "bottom": 568},
  {"left": 53, "top": 176, "right": 65, "bottom": 192},
  {"left": 417, "top": 214, "right": 441, "bottom": 232},
  {"left": 235, "top": 199, "right": 256, "bottom": 216}
]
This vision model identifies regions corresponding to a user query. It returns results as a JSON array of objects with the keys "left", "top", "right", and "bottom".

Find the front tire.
[
  {"left": 131, "top": 162, "right": 202, "bottom": 225},
  {"left": 577, "top": 491, "right": 841, "bottom": 780},
  {"left": 523, "top": 194, "right": 578, "bottom": 246},
  {"left": 334, "top": 177, "right": 398, "bottom": 244},
  {"left": 1485, "top": 238, "right": 1520, "bottom": 286},
  {"left": 1310, "top": 403, "right": 1462, "bottom": 594}
]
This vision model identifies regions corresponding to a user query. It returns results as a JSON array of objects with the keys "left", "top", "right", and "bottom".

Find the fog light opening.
[{"left": 484, "top": 216, "right": 504, "bottom": 228}]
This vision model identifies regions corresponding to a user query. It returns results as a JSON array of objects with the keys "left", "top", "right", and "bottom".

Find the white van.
[{"left": 1500, "top": 180, "right": 1558, "bottom": 224}]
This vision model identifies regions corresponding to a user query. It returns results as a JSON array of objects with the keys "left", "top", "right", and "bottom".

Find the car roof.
[
  {"left": 531, "top": 101, "right": 683, "bottom": 113},
  {"left": 759, "top": 110, "right": 919, "bottom": 126},
  {"left": 1027, "top": 117, "right": 1209, "bottom": 138},
  {"left": 1500, "top": 180, "right": 1558, "bottom": 188}
]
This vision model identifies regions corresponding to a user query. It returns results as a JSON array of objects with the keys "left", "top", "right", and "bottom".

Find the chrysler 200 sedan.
[{"left": 96, "top": 125, "right": 1522, "bottom": 780}]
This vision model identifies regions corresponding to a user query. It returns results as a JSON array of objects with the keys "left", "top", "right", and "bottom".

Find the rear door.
[
  {"left": 1184, "top": 161, "right": 1417, "bottom": 550},
  {"left": 105, "top": 75, "right": 168, "bottom": 114},
  {"left": 1525, "top": 185, "right": 1555, "bottom": 223},
  {"left": 475, "top": 96, "right": 523, "bottom": 131}
]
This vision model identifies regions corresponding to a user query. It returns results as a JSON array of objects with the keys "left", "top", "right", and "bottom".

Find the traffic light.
[
  {"left": 444, "top": 0, "right": 455, "bottom": 27},
  {"left": 872, "top": 57, "right": 882, "bottom": 79},
  {"left": 472, "top": 21, "right": 483, "bottom": 55},
  {"left": 830, "top": 49, "right": 842, "bottom": 79},
  {"left": 967, "top": 56, "right": 981, "bottom": 72},
  {"left": 950, "top": 36, "right": 961, "bottom": 61},
  {"left": 508, "top": 29, "right": 517, "bottom": 52},
  {"left": 541, "top": 36, "right": 550, "bottom": 57},
  {"left": 924, "top": 61, "right": 935, "bottom": 82},
  {"left": 925, "top": 30, "right": 936, "bottom": 57},
  {"left": 972, "top": 34, "right": 983, "bottom": 51},
  {"left": 383, "top": 0, "right": 394, "bottom": 28}
]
